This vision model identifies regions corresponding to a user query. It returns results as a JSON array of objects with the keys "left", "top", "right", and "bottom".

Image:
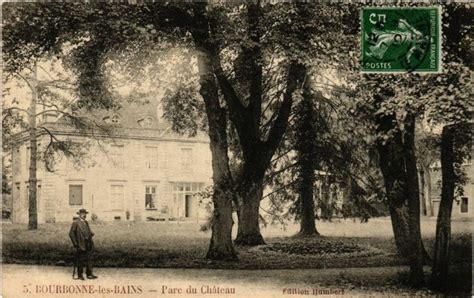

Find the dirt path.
[{"left": 2, "top": 264, "right": 436, "bottom": 297}]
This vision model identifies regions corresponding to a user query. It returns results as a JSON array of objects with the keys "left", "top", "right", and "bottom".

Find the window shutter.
[{"left": 69, "top": 185, "right": 83, "bottom": 206}]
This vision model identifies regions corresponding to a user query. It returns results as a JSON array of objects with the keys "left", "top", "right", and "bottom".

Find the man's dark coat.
[{"left": 69, "top": 219, "right": 94, "bottom": 251}]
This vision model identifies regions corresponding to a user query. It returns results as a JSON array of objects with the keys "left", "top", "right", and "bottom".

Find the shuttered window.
[
  {"left": 460, "top": 197, "right": 468, "bottom": 213},
  {"left": 111, "top": 185, "right": 124, "bottom": 211},
  {"left": 69, "top": 185, "right": 83, "bottom": 206}
]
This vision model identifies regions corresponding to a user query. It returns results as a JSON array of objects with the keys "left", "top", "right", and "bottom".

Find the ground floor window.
[
  {"left": 172, "top": 182, "right": 203, "bottom": 218},
  {"left": 460, "top": 197, "right": 468, "bottom": 213},
  {"left": 69, "top": 185, "right": 82, "bottom": 206},
  {"left": 110, "top": 184, "right": 124, "bottom": 211},
  {"left": 145, "top": 186, "right": 157, "bottom": 210}
]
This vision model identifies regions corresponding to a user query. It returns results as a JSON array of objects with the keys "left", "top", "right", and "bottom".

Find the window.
[
  {"left": 145, "top": 186, "right": 157, "bottom": 210},
  {"left": 139, "top": 116, "right": 154, "bottom": 128},
  {"left": 110, "top": 145, "right": 124, "bottom": 168},
  {"left": 460, "top": 197, "right": 468, "bottom": 213},
  {"left": 110, "top": 185, "right": 124, "bottom": 211},
  {"left": 181, "top": 148, "right": 193, "bottom": 172},
  {"left": 145, "top": 146, "right": 158, "bottom": 169},
  {"left": 111, "top": 115, "right": 120, "bottom": 124},
  {"left": 144, "top": 117, "right": 153, "bottom": 127},
  {"left": 172, "top": 182, "right": 203, "bottom": 218},
  {"left": 103, "top": 115, "right": 120, "bottom": 125},
  {"left": 69, "top": 185, "right": 83, "bottom": 206}
]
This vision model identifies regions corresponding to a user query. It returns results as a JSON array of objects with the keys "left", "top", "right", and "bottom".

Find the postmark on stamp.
[{"left": 361, "top": 7, "right": 441, "bottom": 73}]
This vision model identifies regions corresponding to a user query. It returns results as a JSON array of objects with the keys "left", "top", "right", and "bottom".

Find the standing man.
[{"left": 69, "top": 208, "right": 98, "bottom": 280}]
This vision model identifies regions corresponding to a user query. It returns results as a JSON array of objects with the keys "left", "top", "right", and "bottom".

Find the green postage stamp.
[{"left": 361, "top": 7, "right": 441, "bottom": 73}]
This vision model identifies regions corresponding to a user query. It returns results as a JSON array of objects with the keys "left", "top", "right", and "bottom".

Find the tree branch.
[
  {"left": 13, "top": 72, "right": 34, "bottom": 92},
  {"left": 245, "top": 2, "right": 263, "bottom": 134},
  {"left": 264, "top": 62, "right": 306, "bottom": 153},
  {"left": 3, "top": 107, "right": 31, "bottom": 116},
  {"left": 38, "top": 79, "right": 75, "bottom": 89},
  {"left": 262, "top": 179, "right": 299, "bottom": 200},
  {"left": 37, "top": 64, "right": 56, "bottom": 81},
  {"left": 35, "top": 109, "right": 69, "bottom": 118}
]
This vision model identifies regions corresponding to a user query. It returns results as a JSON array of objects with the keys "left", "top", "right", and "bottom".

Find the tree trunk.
[
  {"left": 298, "top": 164, "right": 319, "bottom": 236},
  {"left": 342, "top": 175, "right": 352, "bottom": 206},
  {"left": 403, "top": 117, "right": 424, "bottom": 286},
  {"left": 191, "top": 2, "right": 306, "bottom": 250},
  {"left": 423, "top": 165, "right": 433, "bottom": 216},
  {"left": 194, "top": 44, "right": 237, "bottom": 260},
  {"left": 235, "top": 180, "right": 265, "bottom": 246},
  {"left": 28, "top": 63, "right": 38, "bottom": 230},
  {"left": 431, "top": 125, "right": 455, "bottom": 291},
  {"left": 375, "top": 108, "right": 416, "bottom": 258},
  {"left": 294, "top": 87, "right": 319, "bottom": 236},
  {"left": 419, "top": 169, "right": 427, "bottom": 216},
  {"left": 206, "top": 186, "right": 237, "bottom": 260},
  {"left": 388, "top": 205, "right": 412, "bottom": 256},
  {"left": 320, "top": 177, "right": 332, "bottom": 221}
]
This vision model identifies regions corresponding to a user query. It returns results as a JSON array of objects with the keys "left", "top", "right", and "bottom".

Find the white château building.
[{"left": 10, "top": 100, "right": 212, "bottom": 223}]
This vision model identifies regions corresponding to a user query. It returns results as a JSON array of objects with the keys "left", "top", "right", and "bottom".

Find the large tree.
[
  {"left": 292, "top": 80, "right": 320, "bottom": 236},
  {"left": 2, "top": 1, "right": 314, "bottom": 257},
  {"left": 428, "top": 3, "right": 473, "bottom": 291}
]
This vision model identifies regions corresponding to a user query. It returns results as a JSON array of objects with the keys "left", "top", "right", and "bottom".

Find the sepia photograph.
[{"left": 1, "top": 1, "right": 472, "bottom": 297}]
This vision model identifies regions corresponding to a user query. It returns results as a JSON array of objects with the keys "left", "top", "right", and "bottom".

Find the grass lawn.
[
  {"left": 2, "top": 217, "right": 471, "bottom": 269},
  {"left": 2, "top": 218, "right": 471, "bottom": 295}
]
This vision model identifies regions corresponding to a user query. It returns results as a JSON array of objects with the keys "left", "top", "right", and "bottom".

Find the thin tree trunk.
[
  {"left": 424, "top": 165, "right": 433, "bottom": 216},
  {"left": 235, "top": 180, "right": 265, "bottom": 246},
  {"left": 419, "top": 169, "right": 427, "bottom": 216},
  {"left": 403, "top": 117, "right": 424, "bottom": 286},
  {"left": 432, "top": 125, "right": 456, "bottom": 291},
  {"left": 28, "top": 63, "right": 38, "bottom": 230}
]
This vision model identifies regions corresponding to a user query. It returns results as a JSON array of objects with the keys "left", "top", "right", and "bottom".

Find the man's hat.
[{"left": 76, "top": 208, "right": 89, "bottom": 215}]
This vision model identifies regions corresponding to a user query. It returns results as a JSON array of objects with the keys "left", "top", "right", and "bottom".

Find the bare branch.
[
  {"left": 38, "top": 79, "right": 75, "bottom": 89},
  {"left": 262, "top": 179, "right": 298, "bottom": 200},
  {"left": 35, "top": 109, "right": 71, "bottom": 118},
  {"left": 13, "top": 72, "right": 34, "bottom": 92},
  {"left": 37, "top": 64, "right": 56, "bottom": 81},
  {"left": 3, "top": 107, "right": 31, "bottom": 116},
  {"left": 265, "top": 161, "right": 299, "bottom": 183},
  {"left": 270, "top": 147, "right": 293, "bottom": 164}
]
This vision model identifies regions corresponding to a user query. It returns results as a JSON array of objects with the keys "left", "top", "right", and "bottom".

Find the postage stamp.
[{"left": 361, "top": 7, "right": 441, "bottom": 73}]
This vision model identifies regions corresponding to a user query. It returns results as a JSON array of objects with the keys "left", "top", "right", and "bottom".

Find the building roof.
[
  {"left": 13, "top": 97, "right": 209, "bottom": 144},
  {"left": 84, "top": 98, "right": 164, "bottom": 130}
]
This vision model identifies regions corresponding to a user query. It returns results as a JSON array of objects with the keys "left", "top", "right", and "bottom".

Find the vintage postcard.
[{"left": 2, "top": 1, "right": 472, "bottom": 298}]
